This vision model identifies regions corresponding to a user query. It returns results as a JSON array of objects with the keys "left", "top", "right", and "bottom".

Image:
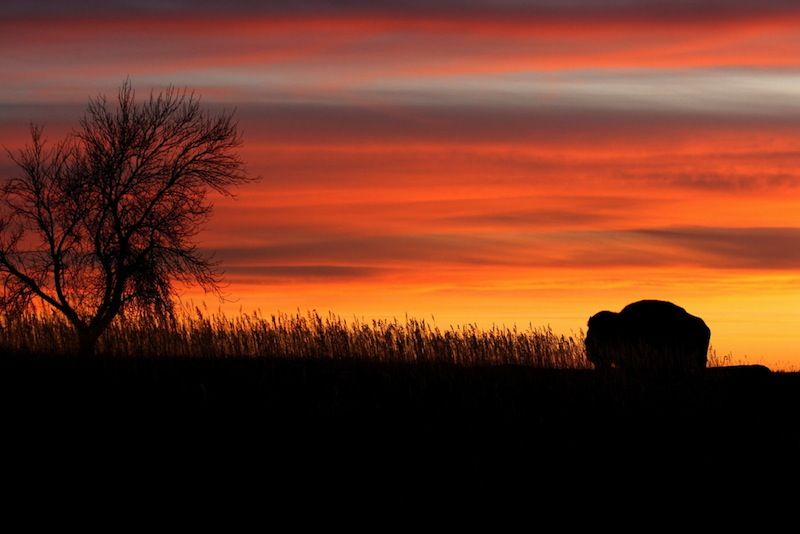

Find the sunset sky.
[{"left": 2, "top": 1, "right": 800, "bottom": 368}]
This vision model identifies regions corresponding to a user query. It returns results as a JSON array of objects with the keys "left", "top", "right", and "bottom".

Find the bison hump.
[{"left": 620, "top": 300, "right": 688, "bottom": 319}]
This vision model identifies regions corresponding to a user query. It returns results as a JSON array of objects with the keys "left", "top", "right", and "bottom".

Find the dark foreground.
[{"left": 2, "top": 355, "right": 798, "bottom": 500}]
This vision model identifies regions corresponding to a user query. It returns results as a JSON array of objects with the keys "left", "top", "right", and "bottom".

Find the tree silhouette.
[{"left": 0, "top": 81, "right": 252, "bottom": 355}]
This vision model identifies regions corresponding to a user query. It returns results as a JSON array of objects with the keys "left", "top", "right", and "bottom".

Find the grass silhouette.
[{"left": 1, "top": 307, "right": 589, "bottom": 366}]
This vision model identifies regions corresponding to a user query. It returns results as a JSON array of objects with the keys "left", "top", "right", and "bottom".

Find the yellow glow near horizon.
[{"left": 183, "top": 268, "right": 800, "bottom": 370}]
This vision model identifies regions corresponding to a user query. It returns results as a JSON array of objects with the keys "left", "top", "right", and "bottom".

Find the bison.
[{"left": 585, "top": 300, "right": 710, "bottom": 371}]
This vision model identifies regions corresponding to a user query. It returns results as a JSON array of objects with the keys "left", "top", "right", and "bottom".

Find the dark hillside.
[{"left": 2, "top": 355, "right": 796, "bottom": 475}]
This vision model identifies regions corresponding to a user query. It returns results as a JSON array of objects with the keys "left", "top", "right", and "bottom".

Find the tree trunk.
[{"left": 77, "top": 328, "right": 101, "bottom": 357}]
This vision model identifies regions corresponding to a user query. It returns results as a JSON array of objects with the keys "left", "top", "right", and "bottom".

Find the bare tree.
[{"left": 0, "top": 80, "right": 252, "bottom": 355}]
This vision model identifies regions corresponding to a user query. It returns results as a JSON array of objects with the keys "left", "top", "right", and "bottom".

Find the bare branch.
[{"left": 0, "top": 80, "right": 255, "bottom": 354}]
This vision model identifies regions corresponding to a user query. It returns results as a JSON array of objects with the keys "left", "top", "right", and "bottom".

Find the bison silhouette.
[{"left": 585, "top": 300, "right": 710, "bottom": 370}]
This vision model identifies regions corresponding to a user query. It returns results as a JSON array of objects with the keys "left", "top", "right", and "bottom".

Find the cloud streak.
[
  {"left": 6, "top": 7, "right": 800, "bottom": 105},
  {"left": 211, "top": 227, "right": 800, "bottom": 284},
  {"left": 5, "top": 1, "right": 800, "bottom": 19},
  {"left": 637, "top": 227, "right": 800, "bottom": 269}
]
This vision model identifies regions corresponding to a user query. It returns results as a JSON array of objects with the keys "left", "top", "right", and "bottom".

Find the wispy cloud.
[
  {"left": 223, "top": 264, "right": 383, "bottom": 282},
  {"left": 636, "top": 227, "right": 800, "bottom": 269},
  {"left": 210, "top": 227, "right": 800, "bottom": 281}
]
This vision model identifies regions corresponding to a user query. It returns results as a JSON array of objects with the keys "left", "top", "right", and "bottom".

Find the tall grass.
[{"left": 0, "top": 308, "right": 590, "bottom": 368}]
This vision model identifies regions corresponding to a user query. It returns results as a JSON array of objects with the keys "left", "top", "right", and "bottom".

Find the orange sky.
[{"left": 2, "top": 2, "right": 800, "bottom": 368}]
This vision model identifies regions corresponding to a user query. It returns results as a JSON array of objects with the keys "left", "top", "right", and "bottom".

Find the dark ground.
[{"left": 1, "top": 355, "right": 798, "bottom": 502}]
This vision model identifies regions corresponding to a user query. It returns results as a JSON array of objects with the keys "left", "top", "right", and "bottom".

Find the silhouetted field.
[
  {"left": 1, "top": 309, "right": 589, "bottom": 365},
  {"left": 1, "top": 311, "right": 797, "bottom": 496}
]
